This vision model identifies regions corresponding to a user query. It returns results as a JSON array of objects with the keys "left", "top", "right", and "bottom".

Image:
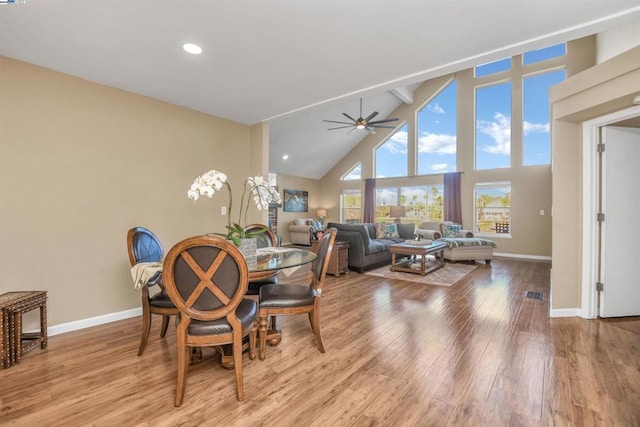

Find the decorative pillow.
[
  {"left": 442, "top": 223, "right": 462, "bottom": 238},
  {"left": 375, "top": 222, "right": 400, "bottom": 239}
]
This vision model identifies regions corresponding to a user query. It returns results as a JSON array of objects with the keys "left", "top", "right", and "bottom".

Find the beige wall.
[
  {"left": 0, "top": 57, "right": 265, "bottom": 328},
  {"left": 320, "top": 37, "right": 596, "bottom": 258},
  {"left": 550, "top": 45, "right": 640, "bottom": 311},
  {"left": 275, "top": 174, "right": 321, "bottom": 244}
]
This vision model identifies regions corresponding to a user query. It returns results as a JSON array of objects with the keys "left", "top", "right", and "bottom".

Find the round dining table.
[{"left": 219, "top": 246, "right": 317, "bottom": 368}]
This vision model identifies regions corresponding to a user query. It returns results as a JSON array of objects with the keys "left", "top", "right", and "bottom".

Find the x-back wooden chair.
[
  {"left": 162, "top": 235, "right": 257, "bottom": 406},
  {"left": 127, "top": 227, "right": 178, "bottom": 356}
]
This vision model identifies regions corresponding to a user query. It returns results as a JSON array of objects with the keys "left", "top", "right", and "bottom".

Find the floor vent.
[{"left": 525, "top": 291, "right": 544, "bottom": 300}]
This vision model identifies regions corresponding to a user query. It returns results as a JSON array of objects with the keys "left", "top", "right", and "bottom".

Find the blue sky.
[{"left": 373, "top": 44, "right": 565, "bottom": 177}]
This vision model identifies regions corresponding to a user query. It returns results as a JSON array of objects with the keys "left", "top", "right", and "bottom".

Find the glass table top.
[{"left": 251, "top": 247, "right": 317, "bottom": 272}]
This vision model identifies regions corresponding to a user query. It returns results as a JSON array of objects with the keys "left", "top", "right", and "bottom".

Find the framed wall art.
[{"left": 283, "top": 189, "right": 308, "bottom": 212}]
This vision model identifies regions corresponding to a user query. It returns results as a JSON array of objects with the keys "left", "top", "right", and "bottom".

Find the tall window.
[
  {"left": 523, "top": 43, "right": 566, "bottom": 65},
  {"left": 374, "top": 185, "right": 443, "bottom": 225},
  {"left": 375, "top": 123, "right": 407, "bottom": 178},
  {"left": 475, "top": 57, "right": 511, "bottom": 77},
  {"left": 474, "top": 182, "right": 511, "bottom": 236},
  {"left": 523, "top": 69, "right": 565, "bottom": 165},
  {"left": 342, "top": 163, "right": 361, "bottom": 180},
  {"left": 341, "top": 189, "right": 361, "bottom": 223},
  {"left": 476, "top": 82, "right": 512, "bottom": 170},
  {"left": 417, "top": 80, "right": 457, "bottom": 175},
  {"left": 375, "top": 187, "right": 398, "bottom": 222}
]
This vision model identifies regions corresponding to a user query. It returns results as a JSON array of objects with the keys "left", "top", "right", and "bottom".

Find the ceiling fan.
[{"left": 324, "top": 98, "right": 399, "bottom": 135}]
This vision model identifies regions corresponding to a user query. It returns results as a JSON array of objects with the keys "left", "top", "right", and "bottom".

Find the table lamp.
[
  {"left": 316, "top": 208, "right": 327, "bottom": 226},
  {"left": 389, "top": 205, "right": 406, "bottom": 223}
]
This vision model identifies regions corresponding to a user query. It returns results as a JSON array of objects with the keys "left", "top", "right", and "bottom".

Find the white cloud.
[
  {"left": 432, "top": 163, "right": 448, "bottom": 171},
  {"left": 342, "top": 163, "right": 361, "bottom": 180},
  {"left": 523, "top": 121, "right": 549, "bottom": 135},
  {"left": 376, "top": 188, "right": 396, "bottom": 204},
  {"left": 418, "top": 132, "right": 456, "bottom": 154},
  {"left": 427, "top": 103, "right": 445, "bottom": 114},
  {"left": 402, "top": 187, "right": 427, "bottom": 202},
  {"left": 477, "top": 112, "right": 511, "bottom": 155},
  {"left": 381, "top": 130, "right": 408, "bottom": 154}
]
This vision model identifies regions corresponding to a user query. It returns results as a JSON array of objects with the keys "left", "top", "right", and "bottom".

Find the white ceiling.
[{"left": 1, "top": 1, "right": 639, "bottom": 179}]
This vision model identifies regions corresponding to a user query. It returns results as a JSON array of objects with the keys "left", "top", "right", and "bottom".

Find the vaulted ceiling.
[{"left": 1, "top": 1, "right": 639, "bottom": 179}]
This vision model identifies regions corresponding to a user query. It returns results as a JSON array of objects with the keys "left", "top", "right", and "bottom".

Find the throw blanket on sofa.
[{"left": 438, "top": 237, "right": 497, "bottom": 250}]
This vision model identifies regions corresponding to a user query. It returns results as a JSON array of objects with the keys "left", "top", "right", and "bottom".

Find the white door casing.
[
  {"left": 581, "top": 105, "right": 640, "bottom": 319},
  {"left": 600, "top": 126, "right": 640, "bottom": 317}
]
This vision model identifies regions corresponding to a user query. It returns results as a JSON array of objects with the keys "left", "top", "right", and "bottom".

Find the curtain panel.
[
  {"left": 363, "top": 178, "right": 376, "bottom": 223},
  {"left": 443, "top": 172, "right": 462, "bottom": 224}
]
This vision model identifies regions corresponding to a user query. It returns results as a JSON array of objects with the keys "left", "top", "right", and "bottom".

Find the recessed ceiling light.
[
  {"left": 182, "top": 43, "right": 202, "bottom": 55},
  {"left": 282, "top": 154, "right": 289, "bottom": 160}
]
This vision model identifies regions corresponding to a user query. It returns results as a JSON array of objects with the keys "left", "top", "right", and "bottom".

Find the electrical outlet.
[{"left": 221, "top": 206, "right": 227, "bottom": 216}]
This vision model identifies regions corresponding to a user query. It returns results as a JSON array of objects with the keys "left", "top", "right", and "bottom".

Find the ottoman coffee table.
[{"left": 390, "top": 241, "right": 447, "bottom": 276}]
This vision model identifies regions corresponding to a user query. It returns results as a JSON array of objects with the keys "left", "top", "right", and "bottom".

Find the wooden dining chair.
[
  {"left": 127, "top": 227, "right": 178, "bottom": 356},
  {"left": 243, "top": 224, "right": 280, "bottom": 296},
  {"left": 162, "top": 235, "right": 257, "bottom": 406},
  {"left": 257, "top": 227, "right": 336, "bottom": 360}
]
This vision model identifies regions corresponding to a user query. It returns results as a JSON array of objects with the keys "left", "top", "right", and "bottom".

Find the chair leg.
[
  {"left": 233, "top": 333, "right": 244, "bottom": 401},
  {"left": 309, "top": 308, "right": 325, "bottom": 353},
  {"left": 160, "top": 315, "right": 170, "bottom": 337},
  {"left": 137, "top": 304, "right": 151, "bottom": 356},
  {"left": 258, "top": 316, "right": 268, "bottom": 360},
  {"left": 175, "top": 342, "right": 190, "bottom": 407},
  {"left": 270, "top": 315, "right": 277, "bottom": 330},
  {"left": 248, "top": 323, "right": 257, "bottom": 360}
]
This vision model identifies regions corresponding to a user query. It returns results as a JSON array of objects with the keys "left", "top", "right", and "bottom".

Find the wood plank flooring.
[{"left": 1, "top": 258, "right": 639, "bottom": 426}]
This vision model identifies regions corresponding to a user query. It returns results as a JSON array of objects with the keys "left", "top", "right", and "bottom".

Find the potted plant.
[{"left": 187, "top": 170, "right": 281, "bottom": 261}]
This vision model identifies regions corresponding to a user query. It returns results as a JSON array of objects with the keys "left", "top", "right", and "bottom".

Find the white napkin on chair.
[{"left": 131, "top": 262, "right": 163, "bottom": 290}]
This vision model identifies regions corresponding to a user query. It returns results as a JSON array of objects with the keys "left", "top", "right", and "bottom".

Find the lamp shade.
[
  {"left": 389, "top": 205, "right": 406, "bottom": 218},
  {"left": 316, "top": 209, "right": 327, "bottom": 218}
]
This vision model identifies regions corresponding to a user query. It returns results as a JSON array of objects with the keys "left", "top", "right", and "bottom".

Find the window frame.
[
  {"left": 474, "top": 181, "right": 512, "bottom": 238},
  {"left": 340, "top": 189, "right": 362, "bottom": 224}
]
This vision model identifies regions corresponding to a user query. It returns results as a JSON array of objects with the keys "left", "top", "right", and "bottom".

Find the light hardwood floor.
[{"left": 1, "top": 258, "right": 639, "bottom": 426}]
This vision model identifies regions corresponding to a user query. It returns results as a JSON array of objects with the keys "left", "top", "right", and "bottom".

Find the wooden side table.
[
  {"left": 312, "top": 240, "right": 350, "bottom": 277},
  {"left": 1, "top": 291, "right": 48, "bottom": 369}
]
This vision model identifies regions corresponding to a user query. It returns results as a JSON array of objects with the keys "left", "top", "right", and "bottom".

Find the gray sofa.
[{"left": 326, "top": 222, "right": 415, "bottom": 273}]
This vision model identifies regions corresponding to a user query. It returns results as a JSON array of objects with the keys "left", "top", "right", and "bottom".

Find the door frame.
[{"left": 581, "top": 104, "right": 640, "bottom": 318}]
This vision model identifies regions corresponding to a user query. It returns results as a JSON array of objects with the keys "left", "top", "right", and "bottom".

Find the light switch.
[
  {"left": 540, "top": 210, "right": 544, "bottom": 216},
  {"left": 221, "top": 206, "right": 227, "bottom": 215}
]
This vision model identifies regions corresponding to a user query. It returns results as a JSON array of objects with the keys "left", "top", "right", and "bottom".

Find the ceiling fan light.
[{"left": 356, "top": 124, "right": 365, "bottom": 129}]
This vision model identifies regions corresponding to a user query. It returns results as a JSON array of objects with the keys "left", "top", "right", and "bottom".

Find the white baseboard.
[
  {"left": 493, "top": 252, "right": 552, "bottom": 262},
  {"left": 48, "top": 307, "right": 142, "bottom": 337},
  {"left": 549, "top": 308, "right": 580, "bottom": 318}
]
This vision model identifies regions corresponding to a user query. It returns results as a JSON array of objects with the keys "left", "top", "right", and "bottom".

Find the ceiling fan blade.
[
  {"left": 347, "top": 127, "right": 359, "bottom": 135},
  {"left": 368, "top": 125, "right": 397, "bottom": 129},
  {"left": 328, "top": 125, "right": 356, "bottom": 130},
  {"left": 368, "top": 118, "right": 399, "bottom": 125},
  {"left": 342, "top": 113, "right": 358, "bottom": 123},
  {"left": 365, "top": 126, "right": 377, "bottom": 134},
  {"left": 364, "top": 111, "right": 379, "bottom": 122},
  {"left": 324, "top": 119, "right": 355, "bottom": 125}
]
